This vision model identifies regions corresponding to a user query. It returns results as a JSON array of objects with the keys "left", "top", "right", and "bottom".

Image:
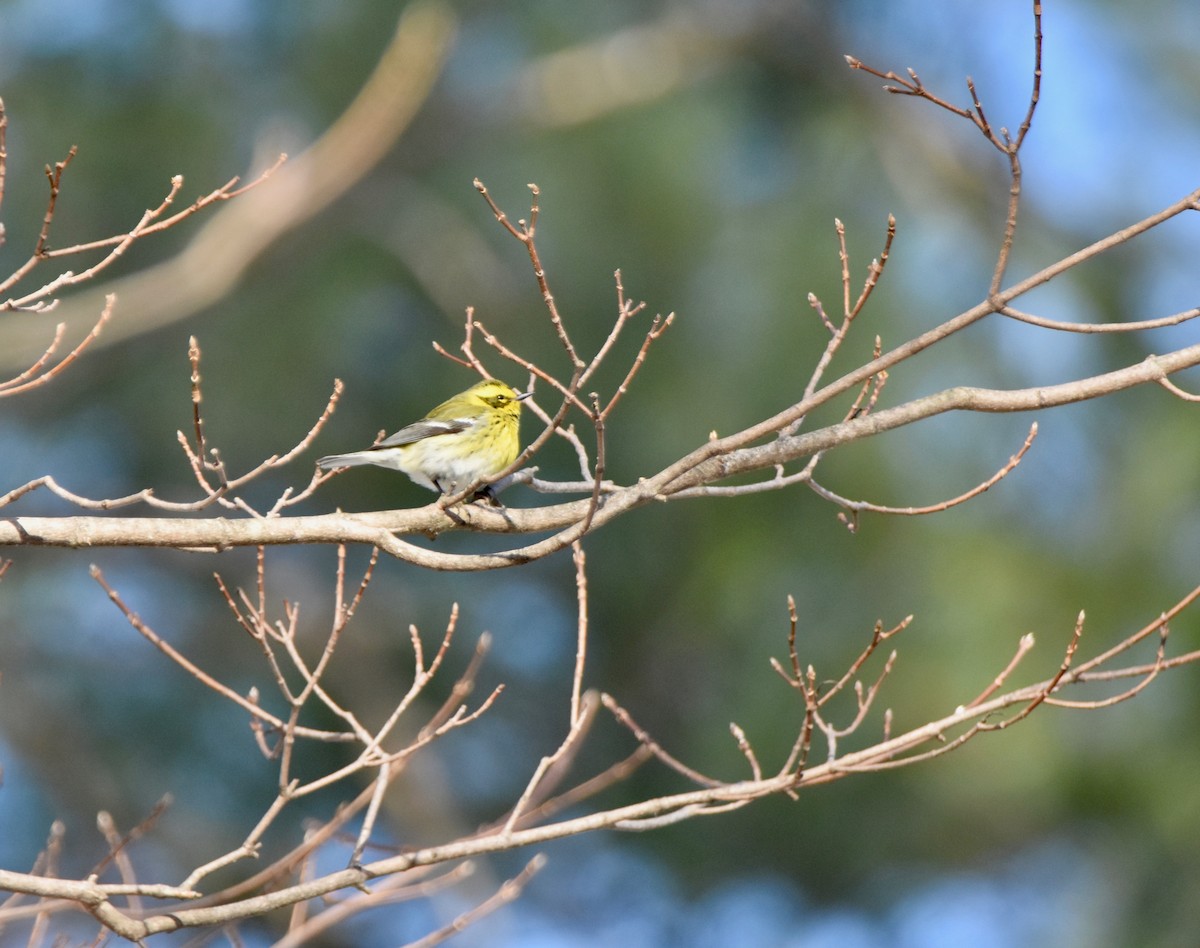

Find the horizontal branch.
[
  {"left": 689, "top": 344, "right": 1200, "bottom": 491},
  {"left": 32, "top": 610, "right": 1188, "bottom": 941},
  {"left": 70, "top": 775, "right": 796, "bottom": 940},
  {"left": 2, "top": 345, "right": 1197, "bottom": 566},
  {"left": 0, "top": 870, "right": 197, "bottom": 904}
]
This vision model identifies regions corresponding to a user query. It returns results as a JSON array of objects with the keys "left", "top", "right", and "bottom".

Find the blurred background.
[{"left": 1, "top": 0, "right": 1199, "bottom": 944}]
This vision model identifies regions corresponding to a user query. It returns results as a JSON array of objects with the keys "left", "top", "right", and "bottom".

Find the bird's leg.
[{"left": 471, "top": 485, "right": 503, "bottom": 507}]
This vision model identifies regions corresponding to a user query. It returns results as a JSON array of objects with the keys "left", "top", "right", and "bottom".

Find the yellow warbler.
[{"left": 317, "top": 378, "right": 529, "bottom": 496}]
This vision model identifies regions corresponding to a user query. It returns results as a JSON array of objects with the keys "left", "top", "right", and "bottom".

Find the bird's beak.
[{"left": 515, "top": 390, "right": 533, "bottom": 401}]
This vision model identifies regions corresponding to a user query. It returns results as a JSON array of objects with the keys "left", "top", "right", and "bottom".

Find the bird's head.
[{"left": 466, "top": 378, "right": 531, "bottom": 419}]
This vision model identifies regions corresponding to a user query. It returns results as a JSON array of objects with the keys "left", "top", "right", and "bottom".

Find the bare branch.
[
  {"left": 474, "top": 178, "right": 584, "bottom": 371},
  {"left": 403, "top": 855, "right": 546, "bottom": 948},
  {"left": 1158, "top": 375, "right": 1200, "bottom": 402},
  {"left": 0, "top": 295, "right": 115, "bottom": 397},
  {"left": 0, "top": 96, "right": 7, "bottom": 222},
  {"left": 91, "top": 565, "right": 353, "bottom": 743},
  {"left": 1001, "top": 303, "right": 1200, "bottom": 333},
  {"left": 0, "top": 0, "right": 456, "bottom": 365},
  {"left": 6, "top": 577, "right": 1199, "bottom": 942},
  {"left": 807, "top": 422, "right": 1038, "bottom": 517}
]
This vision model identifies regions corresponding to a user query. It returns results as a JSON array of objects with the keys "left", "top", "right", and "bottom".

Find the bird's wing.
[{"left": 375, "top": 416, "right": 473, "bottom": 448}]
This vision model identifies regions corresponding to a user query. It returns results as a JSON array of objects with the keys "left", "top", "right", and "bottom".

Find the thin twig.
[
  {"left": 807, "top": 422, "right": 1038, "bottom": 517},
  {"left": 0, "top": 296, "right": 116, "bottom": 397},
  {"left": 404, "top": 855, "right": 546, "bottom": 948}
]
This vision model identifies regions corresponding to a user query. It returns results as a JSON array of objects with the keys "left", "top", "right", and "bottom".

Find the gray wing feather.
[{"left": 376, "top": 417, "right": 471, "bottom": 447}]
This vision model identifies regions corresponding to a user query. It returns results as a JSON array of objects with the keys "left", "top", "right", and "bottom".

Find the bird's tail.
[{"left": 316, "top": 452, "right": 377, "bottom": 470}]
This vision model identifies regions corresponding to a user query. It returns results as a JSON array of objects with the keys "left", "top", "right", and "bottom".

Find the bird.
[{"left": 317, "top": 378, "right": 530, "bottom": 497}]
